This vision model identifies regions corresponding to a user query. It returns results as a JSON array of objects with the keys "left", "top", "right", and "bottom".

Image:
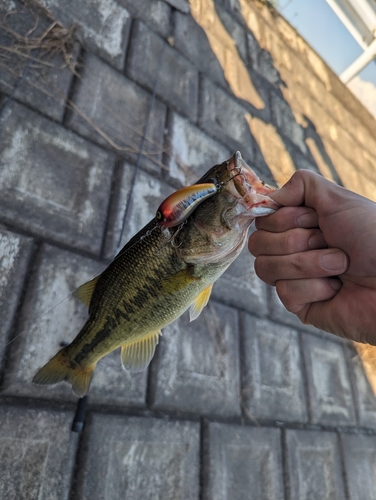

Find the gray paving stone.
[
  {"left": 80, "top": 414, "right": 200, "bottom": 500},
  {"left": 103, "top": 164, "right": 173, "bottom": 259},
  {"left": 66, "top": 53, "right": 166, "bottom": 175},
  {"left": 341, "top": 433, "right": 376, "bottom": 500},
  {"left": 200, "top": 78, "right": 255, "bottom": 162},
  {"left": 285, "top": 429, "right": 346, "bottom": 500},
  {"left": 347, "top": 345, "right": 376, "bottom": 429},
  {"left": 0, "top": 227, "right": 33, "bottom": 364},
  {"left": 2, "top": 244, "right": 147, "bottom": 405},
  {"left": 0, "top": 0, "right": 78, "bottom": 121},
  {"left": 302, "top": 333, "right": 356, "bottom": 426},
  {"left": 270, "top": 91, "right": 307, "bottom": 154},
  {"left": 127, "top": 20, "right": 199, "bottom": 121},
  {"left": 39, "top": 0, "right": 131, "bottom": 70},
  {"left": 0, "top": 101, "right": 114, "bottom": 254},
  {"left": 204, "top": 422, "right": 284, "bottom": 500},
  {"left": 151, "top": 301, "right": 241, "bottom": 417},
  {"left": 212, "top": 242, "right": 269, "bottom": 316},
  {"left": 172, "top": 11, "right": 228, "bottom": 88},
  {"left": 118, "top": 0, "right": 171, "bottom": 37},
  {"left": 242, "top": 315, "right": 307, "bottom": 423},
  {"left": 0, "top": 405, "right": 77, "bottom": 500},
  {"left": 166, "top": 112, "right": 231, "bottom": 187}
]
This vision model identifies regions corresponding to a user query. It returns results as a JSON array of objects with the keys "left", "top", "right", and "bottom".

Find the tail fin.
[{"left": 32, "top": 347, "right": 95, "bottom": 397}]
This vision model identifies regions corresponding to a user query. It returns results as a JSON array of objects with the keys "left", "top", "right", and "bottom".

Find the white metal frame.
[{"left": 326, "top": 0, "right": 376, "bottom": 82}]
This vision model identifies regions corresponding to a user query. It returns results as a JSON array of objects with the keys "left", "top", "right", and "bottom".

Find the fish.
[{"left": 33, "top": 151, "right": 280, "bottom": 397}]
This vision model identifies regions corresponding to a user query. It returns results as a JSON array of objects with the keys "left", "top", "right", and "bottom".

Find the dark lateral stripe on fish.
[
  {"left": 73, "top": 327, "right": 109, "bottom": 364},
  {"left": 74, "top": 266, "right": 191, "bottom": 366},
  {"left": 73, "top": 285, "right": 163, "bottom": 365},
  {"left": 72, "top": 307, "right": 134, "bottom": 364}
]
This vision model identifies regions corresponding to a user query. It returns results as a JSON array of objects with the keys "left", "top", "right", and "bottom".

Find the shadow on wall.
[
  {"left": 189, "top": 0, "right": 376, "bottom": 200},
  {"left": 3, "top": 0, "right": 376, "bottom": 201}
]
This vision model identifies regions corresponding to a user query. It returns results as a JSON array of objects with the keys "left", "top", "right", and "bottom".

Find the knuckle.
[
  {"left": 284, "top": 230, "right": 298, "bottom": 254},
  {"left": 248, "top": 232, "right": 258, "bottom": 256},
  {"left": 293, "top": 169, "right": 313, "bottom": 182},
  {"left": 254, "top": 257, "right": 273, "bottom": 284},
  {"left": 275, "top": 280, "right": 288, "bottom": 300},
  {"left": 296, "top": 309, "right": 311, "bottom": 325},
  {"left": 253, "top": 257, "right": 264, "bottom": 279},
  {"left": 282, "top": 228, "right": 312, "bottom": 255},
  {"left": 289, "top": 253, "right": 306, "bottom": 274},
  {"left": 276, "top": 281, "right": 295, "bottom": 312}
]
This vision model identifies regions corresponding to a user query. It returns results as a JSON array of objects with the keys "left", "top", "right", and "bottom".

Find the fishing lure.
[{"left": 156, "top": 182, "right": 219, "bottom": 228}]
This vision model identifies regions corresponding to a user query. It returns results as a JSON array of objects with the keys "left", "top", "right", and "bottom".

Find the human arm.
[{"left": 248, "top": 170, "right": 376, "bottom": 344}]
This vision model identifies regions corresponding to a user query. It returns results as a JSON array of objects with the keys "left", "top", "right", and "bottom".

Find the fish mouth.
[{"left": 226, "top": 152, "right": 281, "bottom": 216}]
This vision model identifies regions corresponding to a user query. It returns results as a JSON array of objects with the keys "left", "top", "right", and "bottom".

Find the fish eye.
[{"left": 156, "top": 210, "right": 163, "bottom": 220}]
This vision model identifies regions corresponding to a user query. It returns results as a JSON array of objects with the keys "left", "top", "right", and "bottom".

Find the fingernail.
[
  {"left": 320, "top": 251, "right": 347, "bottom": 271},
  {"left": 329, "top": 278, "right": 342, "bottom": 291},
  {"left": 308, "top": 232, "right": 326, "bottom": 250},
  {"left": 297, "top": 212, "right": 316, "bottom": 227}
]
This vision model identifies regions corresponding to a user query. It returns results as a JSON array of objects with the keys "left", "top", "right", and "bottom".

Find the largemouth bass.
[{"left": 33, "top": 152, "right": 280, "bottom": 397}]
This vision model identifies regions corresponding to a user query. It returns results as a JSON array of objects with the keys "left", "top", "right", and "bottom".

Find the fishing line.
[
  {"left": 3, "top": 40, "right": 168, "bottom": 431},
  {"left": 0, "top": 48, "right": 40, "bottom": 120},
  {"left": 72, "top": 43, "right": 167, "bottom": 431},
  {"left": 4, "top": 290, "right": 79, "bottom": 348},
  {"left": 4, "top": 45, "right": 167, "bottom": 351},
  {"left": 115, "top": 43, "right": 167, "bottom": 257},
  {"left": 70, "top": 46, "right": 167, "bottom": 432}
]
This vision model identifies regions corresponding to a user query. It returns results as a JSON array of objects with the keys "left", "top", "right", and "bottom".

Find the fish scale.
[
  {"left": 33, "top": 152, "right": 280, "bottom": 397},
  {"left": 72, "top": 227, "right": 186, "bottom": 361}
]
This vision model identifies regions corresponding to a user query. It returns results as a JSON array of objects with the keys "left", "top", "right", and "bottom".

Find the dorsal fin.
[
  {"left": 73, "top": 276, "right": 100, "bottom": 308},
  {"left": 121, "top": 331, "right": 161, "bottom": 372},
  {"left": 189, "top": 284, "right": 213, "bottom": 322}
]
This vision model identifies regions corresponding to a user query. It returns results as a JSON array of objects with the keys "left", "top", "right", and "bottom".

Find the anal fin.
[
  {"left": 74, "top": 275, "right": 100, "bottom": 308},
  {"left": 121, "top": 331, "right": 161, "bottom": 372},
  {"left": 189, "top": 284, "right": 213, "bottom": 322}
]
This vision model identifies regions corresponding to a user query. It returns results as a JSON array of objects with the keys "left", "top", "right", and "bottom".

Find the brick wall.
[{"left": 1, "top": 0, "right": 376, "bottom": 498}]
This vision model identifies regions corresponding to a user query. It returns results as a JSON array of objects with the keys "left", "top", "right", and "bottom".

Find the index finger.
[{"left": 255, "top": 206, "right": 318, "bottom": 232}]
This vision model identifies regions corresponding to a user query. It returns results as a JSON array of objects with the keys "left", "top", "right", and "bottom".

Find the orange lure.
[{"left": 156, "top": 182, "right": 218, "bottom": 228}]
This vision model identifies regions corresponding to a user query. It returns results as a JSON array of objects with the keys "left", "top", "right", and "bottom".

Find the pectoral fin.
[
  {"left": 74, "top": 276, "right": 100, "bottom": 307},
  {"left": 189, "top": 284, "right": 213, "bottom": 322},
  {"left": 121, "top": 331, "right": 161, "bottom": 372}
]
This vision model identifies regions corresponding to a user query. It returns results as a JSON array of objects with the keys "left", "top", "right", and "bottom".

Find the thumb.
[{"left": 269, "top": 170, "right": 344, "bottom": 215}]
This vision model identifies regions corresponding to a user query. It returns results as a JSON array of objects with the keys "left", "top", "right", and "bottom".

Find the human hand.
[{"left": 248, "top": 170, "right": 376, "bottom": 344}]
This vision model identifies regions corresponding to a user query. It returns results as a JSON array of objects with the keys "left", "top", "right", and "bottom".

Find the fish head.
[
  {"left": 176, "top": 152, "right": 280, "bottom": 265},
  {"left": 196, "top": 151, "right": 280, "bottom": 218}
]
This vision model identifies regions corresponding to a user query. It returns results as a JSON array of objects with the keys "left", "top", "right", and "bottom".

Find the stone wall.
[{"left": 1, "top": 0, "right": 376, "bottom": 498}]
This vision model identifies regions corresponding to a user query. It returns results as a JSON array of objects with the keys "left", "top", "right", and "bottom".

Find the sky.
[{"left": 278, "top": 0, "right": 376, "bottom": 116}]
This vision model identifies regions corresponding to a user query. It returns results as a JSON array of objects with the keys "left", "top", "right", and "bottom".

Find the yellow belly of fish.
[{"left": 68, "top": 270, "right": 215, "bottom": 367}]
